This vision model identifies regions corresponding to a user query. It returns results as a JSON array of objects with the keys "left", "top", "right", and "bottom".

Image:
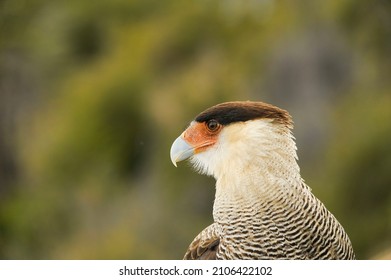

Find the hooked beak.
[{"left": 170, "top": 134, "right": 195, "bottom": 167}]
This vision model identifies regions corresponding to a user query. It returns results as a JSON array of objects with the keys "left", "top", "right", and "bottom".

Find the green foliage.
[{"left": 0, "top": 0, "right": 390, "bottom": 259}]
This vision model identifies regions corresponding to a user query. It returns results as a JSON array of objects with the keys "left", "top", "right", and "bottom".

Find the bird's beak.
[{"left": 170, "top": 134, "right": 195, "bottom": 167}]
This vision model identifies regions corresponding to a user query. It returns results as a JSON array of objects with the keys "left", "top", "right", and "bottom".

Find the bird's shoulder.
[{"left": 183, "top": 223, "right": 220, "bottom": 260}]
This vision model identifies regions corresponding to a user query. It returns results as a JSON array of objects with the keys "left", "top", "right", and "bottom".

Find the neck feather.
[{"left": 197, "top": 119, "right": 305, "bottom": 221}]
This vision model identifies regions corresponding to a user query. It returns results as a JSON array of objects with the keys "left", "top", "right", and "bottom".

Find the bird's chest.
[
  {"left": 213, "top": 204, "right": 270, "bottom": 259},
  {"left": 213, "top": 201, "right": 298, "bottom": 259}
]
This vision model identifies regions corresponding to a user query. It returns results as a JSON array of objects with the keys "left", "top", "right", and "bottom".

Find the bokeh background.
[{"left": 1, "top": 0, "right": 390, "bottom": 259}]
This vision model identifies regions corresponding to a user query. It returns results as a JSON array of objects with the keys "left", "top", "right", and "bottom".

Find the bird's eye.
[{"left": 206, "top": 119, "right": 220, "bottom": 132}]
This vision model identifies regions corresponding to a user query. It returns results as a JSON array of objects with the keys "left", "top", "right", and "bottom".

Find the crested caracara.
[{"left": 170, "top": 101, "right": 355, "bottom": 260}]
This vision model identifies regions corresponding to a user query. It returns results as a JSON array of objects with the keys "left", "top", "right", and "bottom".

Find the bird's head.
[{"left": 170, "top": 101, "right": 297, "bottom": 181}]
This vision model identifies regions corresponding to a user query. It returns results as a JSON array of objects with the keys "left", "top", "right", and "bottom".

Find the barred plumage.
[{"left": 171, "top": 101, "right": 355, "bottom": 260}]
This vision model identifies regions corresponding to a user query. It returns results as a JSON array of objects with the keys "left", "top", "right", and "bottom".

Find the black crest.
[{"left": 195, "top": 101, "right": 292, "bottom": 127}]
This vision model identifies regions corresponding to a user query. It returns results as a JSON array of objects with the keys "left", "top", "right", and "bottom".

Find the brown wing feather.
[
  {"left": 183, "top": 223, "right": 220, "bottom": 260},
  {"left": 184, "top": 237, "right": 219, "bottom": 260}
]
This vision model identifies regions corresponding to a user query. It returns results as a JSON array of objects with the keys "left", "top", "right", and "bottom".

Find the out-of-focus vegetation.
[{"left": 0, "top": 0, "right": 390, "bottom": 259}]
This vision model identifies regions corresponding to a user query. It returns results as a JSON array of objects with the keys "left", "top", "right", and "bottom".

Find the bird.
[{"left": 170, "top": 101, "right": 355, "bottom": 260}]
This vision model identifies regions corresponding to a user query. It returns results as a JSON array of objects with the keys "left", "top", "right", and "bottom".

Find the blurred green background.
[{"left": 0, "top": 0, "right": 390, "bottom": 259}]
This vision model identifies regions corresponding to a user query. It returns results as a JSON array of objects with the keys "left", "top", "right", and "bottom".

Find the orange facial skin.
[{"left": 183, "top": 121, "right": 222, "bottom": 154}]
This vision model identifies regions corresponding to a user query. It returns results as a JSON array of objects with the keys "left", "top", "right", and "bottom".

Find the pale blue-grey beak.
[{"left": 170, "top": 135, "right": 195, "bottom": 167}]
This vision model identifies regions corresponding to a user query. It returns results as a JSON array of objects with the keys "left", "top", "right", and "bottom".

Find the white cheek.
[
  {"left": 190, "top": 146, "right": 220, "bottom": 177},
  {"left": 189, "top": 123, "right": 249, "bottom": 178}
]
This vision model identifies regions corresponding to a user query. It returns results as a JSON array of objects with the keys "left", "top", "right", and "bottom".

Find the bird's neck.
[{"left": 212, "top": 138, "right": 304, "bottom": 224}]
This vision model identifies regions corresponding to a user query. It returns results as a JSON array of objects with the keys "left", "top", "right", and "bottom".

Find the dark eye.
[{"left": 206, "top": 119, "right": 220, "bottom": 132}]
